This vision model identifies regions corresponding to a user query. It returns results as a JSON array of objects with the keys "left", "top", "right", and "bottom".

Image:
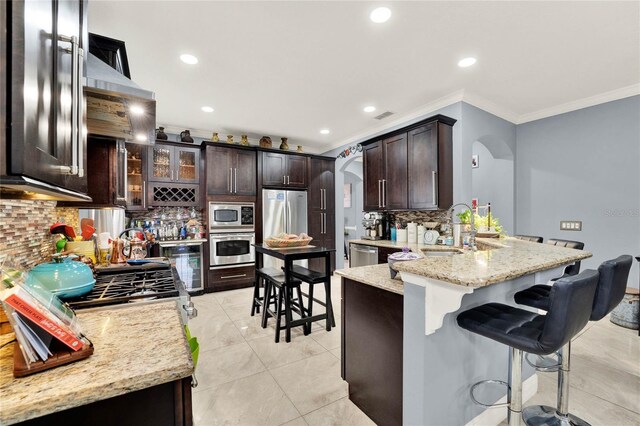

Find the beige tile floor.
[{"left": 189, "top": 277, "right": 640, "bottom": 426}]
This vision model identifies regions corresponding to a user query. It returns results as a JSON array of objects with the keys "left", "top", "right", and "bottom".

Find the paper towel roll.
[{"left": 407, "top": 223, "right": 417, "bottom": 243}]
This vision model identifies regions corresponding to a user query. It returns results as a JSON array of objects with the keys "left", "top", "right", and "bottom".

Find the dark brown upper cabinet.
[
  {"left": 363, "top": 142, "right": 385, "bottom": 211},
  {"left": 261, "top": 152, "right": 308, "bottom": 188},
  {"left": 383, "top": 133, "right": 408, "bottom": 210},
  {"left": 1, "top": 0, "right": 88, "bottom": 197},
  {"left": 148, "top": 142, "right": 200, "bottom": 185},
  {"left": 206, "top": 145, "right": 256, "bottom": 197},
  {"left": 362, "top": 114, "right": 455, "bottom": 211}
]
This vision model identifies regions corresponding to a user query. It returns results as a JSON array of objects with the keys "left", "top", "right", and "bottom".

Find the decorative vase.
[
  {"left": 226, "top": 135, "right": 234, "bottom": 144},
  {"left": 279, "top": 137, "right": 289, "bottom": 151},
  {"left": 211, "top": 132, "right": 219, "bottom": 142},
  {"left": 296, "top": 145, "right": 303, "bottom": 153},
  {"left": 180, "top": 130, "right": 194, "bottom": 143},
  {"left": 240, "top": 135, "right": 249, "bottom": 146},
  {"left": 156, "top": 127, "right": 168, "bottom": 140},
  {"left": 259, "top": 136, "right": 272, "bottom": 148}
]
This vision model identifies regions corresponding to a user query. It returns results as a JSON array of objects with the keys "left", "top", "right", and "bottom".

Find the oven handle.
[
  {"left": 210, "top": 233, "right": 255, "bottom": 239},
  {"left": 159, "top": 241, "right": 204, "bottom": 247}
]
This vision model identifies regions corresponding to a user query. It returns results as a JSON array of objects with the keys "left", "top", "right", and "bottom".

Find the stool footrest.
[
  {"left": 470, "top": 380, "right": 511, "bottom": 408},
  {"left": 525, "top": 352, "right": 560, "bottom": 372}
]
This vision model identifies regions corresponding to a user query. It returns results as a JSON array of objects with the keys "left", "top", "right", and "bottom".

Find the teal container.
[{"left": 26, "top": 257, "right": 95, "bottom": 299}]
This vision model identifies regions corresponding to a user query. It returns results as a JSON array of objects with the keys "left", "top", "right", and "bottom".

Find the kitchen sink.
[{"left": 422, "top": 250, "right": 462, "bottom": 257}]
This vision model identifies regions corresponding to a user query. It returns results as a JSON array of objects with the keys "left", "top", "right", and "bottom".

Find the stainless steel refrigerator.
[{"left": 262, "top": 189, "right": 308, "bottom": 269}]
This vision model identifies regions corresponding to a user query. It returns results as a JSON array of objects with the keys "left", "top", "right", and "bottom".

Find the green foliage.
[{"left": 456, "top": 210, "right": 504, "bottom": 234}]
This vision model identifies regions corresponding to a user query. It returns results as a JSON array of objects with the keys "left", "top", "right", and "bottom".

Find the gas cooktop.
[{"left": 67, "top": 264, "right": 180, "bottom": 309}]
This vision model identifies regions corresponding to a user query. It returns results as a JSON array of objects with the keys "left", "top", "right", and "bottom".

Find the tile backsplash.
[
  {"left": 391, "top": 210, "right": 449, "bottom": 228},
  {"left": 0, "top": 201, "right": 82, "bottom": 269}
]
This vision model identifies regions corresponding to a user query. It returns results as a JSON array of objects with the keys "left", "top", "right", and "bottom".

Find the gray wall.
[
  {"left": 471, "top": 141, "right": 515, "bottom": 234},
  {"left": 516, "top": 95, "right": 640, "bottom": 288},
  {"left": 343, "top": 162, "right": 363, "bottom": 247}
]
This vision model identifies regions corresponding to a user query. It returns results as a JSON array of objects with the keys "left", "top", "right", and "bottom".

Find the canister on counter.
[{"left": 407, "top": 222, "right": 417, "bottom": 244}]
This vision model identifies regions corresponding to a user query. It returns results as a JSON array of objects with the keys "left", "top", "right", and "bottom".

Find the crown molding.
[
  {"left": 516, "top": 83, "right": 640, "bottom": 124},
  {"left": 461, "top": 91, "right": 520, "bottom": 124},
  {"left": 320, "top": 90, "right": 465, "bottom": 153}
]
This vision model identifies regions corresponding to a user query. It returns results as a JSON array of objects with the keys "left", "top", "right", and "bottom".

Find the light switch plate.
[{"left": 560, "top": 221, "right": 582, "bottom": 231}]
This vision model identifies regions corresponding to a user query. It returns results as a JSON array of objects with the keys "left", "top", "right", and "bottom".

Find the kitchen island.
[
  {"left": 336, "top": 237, "right": 592, "bottom": 426},
  {"left": 0, "top": 300, "right": 194, "bottom": 426}
]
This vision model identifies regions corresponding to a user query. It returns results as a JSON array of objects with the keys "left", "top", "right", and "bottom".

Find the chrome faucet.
[{"left": 447, "top": 203, "right": 477, "bottom": 250}]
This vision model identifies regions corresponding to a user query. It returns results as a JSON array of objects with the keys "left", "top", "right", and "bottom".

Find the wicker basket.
[{"left": 264, "top": 237, "right": 313, "bottom": 248}]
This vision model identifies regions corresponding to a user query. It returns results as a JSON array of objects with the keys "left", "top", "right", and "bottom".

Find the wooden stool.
[
  {"left": 251, "top": 267, "right": 282, "bottom": 317},
  {"left": 289, "top": 265, "right": 336, "bottom": 333},
  {"left": 260, "top": 271, "right": 305, "bottom": 343}
]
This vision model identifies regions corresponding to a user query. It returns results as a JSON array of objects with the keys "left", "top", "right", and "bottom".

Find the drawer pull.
[{"left": 221, "top": 274, "right": 247, "bottom": 279}]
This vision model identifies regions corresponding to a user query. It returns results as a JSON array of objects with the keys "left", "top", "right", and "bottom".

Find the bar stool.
[
  {"left": 251, "top": 267, "right": 281, "bottom": 317},
  {"left": 288, "top": 264, "right": 336, "bottom": 333},
  {"left": 546, "top": 239, "right": 585, "bottom": 279},
  {"left": 514, "top": 235, "right": 544, "bottom": 243},
  {"left": 260, "top": 270, "right": 306, "bottom": 343},
  {"left": 457, "top": 270, "right": 600, "bottom": 426},
  {"left": 514, "top": 255, "right": 633, "bottom": 426}
]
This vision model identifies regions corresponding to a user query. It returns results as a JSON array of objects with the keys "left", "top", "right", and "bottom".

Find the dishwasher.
[{"left": 349, "top": 244, "right": 379, "bottom": 267}]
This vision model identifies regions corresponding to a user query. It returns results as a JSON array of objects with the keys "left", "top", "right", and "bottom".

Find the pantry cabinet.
[
  {"left": 362, "top": 115, "right": 455, "bottom": 211},
  {"left": 308, "top": 157, "right": 336, "bottom": 273}
]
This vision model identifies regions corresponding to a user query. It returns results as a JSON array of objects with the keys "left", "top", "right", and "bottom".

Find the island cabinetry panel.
[
  {"left": 261, "top": 152, "right": 308, "bottom": 188},
  {"left": 342, "top": 278, "right": 403, "bottom": 426},
  {"left": 206, "top": 145, "right": 256, "bottom": 198},
  {"left": 19, "top": 377, "right": 192, "bottom": 426},
  {"left": 308, "top": 158, "right": 336, "bottom": 273},
  {"left": 362, "top": 114, "right": 455, "bottom": 211},
  {"left": 362, "top": 141, "right": 384, "bottom": 211}
]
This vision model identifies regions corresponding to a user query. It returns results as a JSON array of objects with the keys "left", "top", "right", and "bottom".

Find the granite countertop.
[
  {"left": 335, "top": 263, "right": 404, "bottom": 295},
  {"left": 394, "top": 237, "right": 591, "bottom": 287},
  {"left": 0, "top": 301, "right": 194, "bottom": 425},
  {"left": 343, "top": 237, "right": 591, "bottom": 289}
]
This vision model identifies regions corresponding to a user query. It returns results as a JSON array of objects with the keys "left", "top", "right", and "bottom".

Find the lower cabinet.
[
  {"left": 20, "top": 377, "right": 193, "bottom": 426},
  {"left": 342, "top": 278, "right": 403, "bottom": 426},
  {"left": 207, "top": 265, "right": 255, "bottom": 292}
]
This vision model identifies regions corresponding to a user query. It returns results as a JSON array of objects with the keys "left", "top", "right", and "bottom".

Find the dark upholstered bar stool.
[
  {"left": 457, "top": 270, "right": 600, "bottom": 426},
  {"left": 514, "top": 235, "right": 544, "bottom": 243},
  {"left": 546, "top": 239, "right": 585, "bottom": 278},
  {"left": 514, "top": 255, "right": 633, "bottom": 426}
]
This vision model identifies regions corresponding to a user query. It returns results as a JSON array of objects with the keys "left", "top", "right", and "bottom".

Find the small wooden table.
[{"left": 253, "top": 244, "right": 336, "bottom": 342}]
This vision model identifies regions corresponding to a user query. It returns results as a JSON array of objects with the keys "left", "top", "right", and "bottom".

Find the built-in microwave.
[{"left": 209, "top": 202, "right": 254, "bottom": 233}]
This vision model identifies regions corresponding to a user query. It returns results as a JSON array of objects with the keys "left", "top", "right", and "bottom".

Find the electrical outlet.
[{"left": 560, "top": 221, "right": 582, "bottom": 231}]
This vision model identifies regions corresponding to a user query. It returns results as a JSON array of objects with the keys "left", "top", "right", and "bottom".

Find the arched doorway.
[
  {"left": 471, "top": 135, "right": 515, "bottom": 234},
  {"left": 334, "top": 152, "right": 363, "bottom": 269}
]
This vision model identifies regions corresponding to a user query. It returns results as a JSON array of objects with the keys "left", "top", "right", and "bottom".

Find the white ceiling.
[{"left": 88, "top": 1, "right": 640, "bottom": 152}]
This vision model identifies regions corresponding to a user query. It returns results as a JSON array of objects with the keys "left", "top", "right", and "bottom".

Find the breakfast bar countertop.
[
  {"left": 0, "top": 301, "right": 194, "bottom": 425},
  {"left": 343, "top": 237, "right": 592, "bottom": 288},
  {"left": 335, "top": 263, "right": 405, "bottom": 295}
]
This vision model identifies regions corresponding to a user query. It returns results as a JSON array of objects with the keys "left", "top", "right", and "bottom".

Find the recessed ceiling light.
[
  {"left": 130, "top": 105, "right": 144, "bottom": 115},
  {"left": 458, "top": 57, "right": 477, "bottom": 68},
  {"left": 370, "top": 7, "right": 391, "bottom": 23},
  {"left": 201, "top": 106, "right": 214, "bottom": 113},
  {"left": 320, "top": 129, "right": 330, "bottom": 135},
  {"left": 180, "top": 54, "right": 198, "bottom": 65},
  {"left": 363, "top": 106, "right": 376, "bottom": 113},
  {"left": 135, "top": 134, "right": 148, "bottom": 142}
]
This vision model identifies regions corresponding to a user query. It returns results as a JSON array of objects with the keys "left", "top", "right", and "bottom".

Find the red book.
[{"left": 3, "top": 293, "right": 84, "bottom": 351}]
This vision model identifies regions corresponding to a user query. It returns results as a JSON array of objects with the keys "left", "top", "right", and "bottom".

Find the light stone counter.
[
  {"left": 335, "top": 263, "right": 404, "bottom": 295},
  {"left": 349, "top": 237, "right": 591, "bottom": 287},
  {"left": 0, "top": 300, "right": 194, "bottom": 425}
]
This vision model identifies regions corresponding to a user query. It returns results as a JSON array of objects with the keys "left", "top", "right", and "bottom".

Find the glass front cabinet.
[{"left": 149, "top": 143, "right": 200, "bottom": 184}]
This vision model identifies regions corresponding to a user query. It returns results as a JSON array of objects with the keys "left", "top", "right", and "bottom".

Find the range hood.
[{"left": 85, "top": 52, "right": 156, "bottom": 143}]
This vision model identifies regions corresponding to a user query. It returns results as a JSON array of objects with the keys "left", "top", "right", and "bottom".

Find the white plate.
[{"left": 423, "top": 230, "right": 440, "bottom": 245}]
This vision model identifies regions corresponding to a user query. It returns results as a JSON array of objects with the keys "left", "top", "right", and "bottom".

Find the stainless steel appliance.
[
  {"left": 362, "top": 212, "right": 389, "bottom": 240},
  {"left": 158, "top": 239, "right": 206, "bottom": 293},
  {"left": 262, "top": 189, "right": 308, "bottom": 269},
  {"left": 78, "top": 207, "right": 126, "bottom": 239},
  {"left": 209, "top": 202, "right": 255, "bottom": 232},
  {"left": 68, "top": 263, "right": 197, "bottom": 324},
  {"left": 210, "top": 233, "right": 255, "bottom": 267},
  {"left": 350, "top": 244, "right": 379, "bottom": 268}
]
